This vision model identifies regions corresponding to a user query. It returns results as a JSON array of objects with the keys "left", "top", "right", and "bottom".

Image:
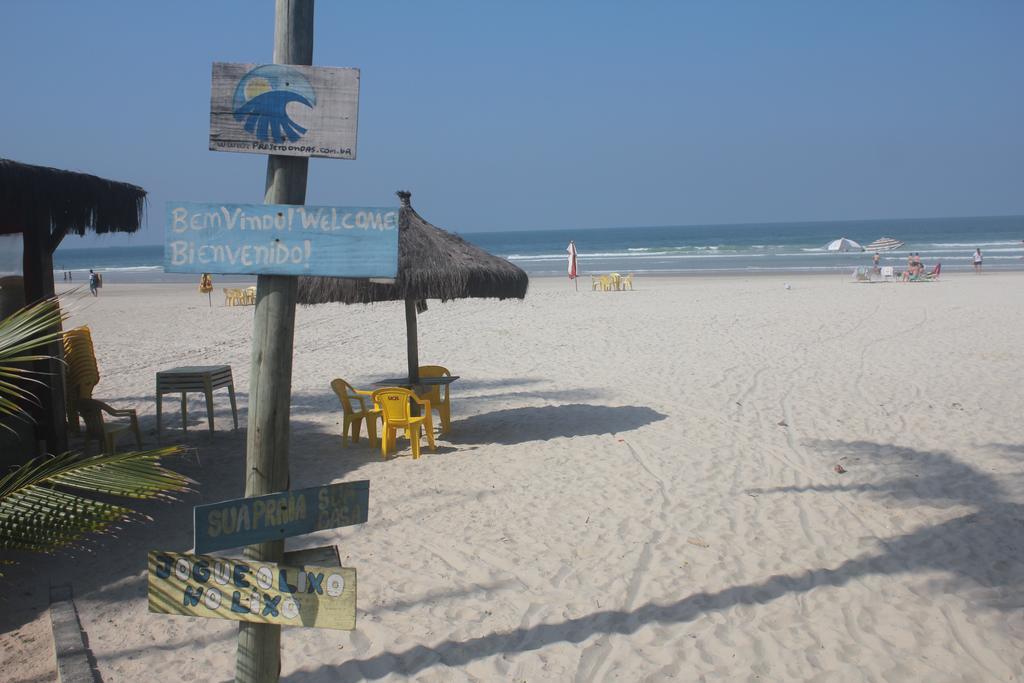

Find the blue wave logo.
[{"left": 232, "top": 65, "right": 316, "bottom": 143}]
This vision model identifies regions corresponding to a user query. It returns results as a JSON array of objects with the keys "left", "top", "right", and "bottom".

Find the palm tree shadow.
[
  {"left": 284, "top": 439, "right": 1024, "bottom": 680},
  {"left": 447, "top": 404, "right": 668, "bottom": 446}
]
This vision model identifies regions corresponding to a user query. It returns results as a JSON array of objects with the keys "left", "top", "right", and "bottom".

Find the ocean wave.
[
  {"left": 508, "top": 252, "right": 765, "bottom": 261},
  {"left": 930, "top": 241, "right": 1023, "bottom": 247},
  {"left": 54, "top": 265, "right": 164, "bottom": 273}
]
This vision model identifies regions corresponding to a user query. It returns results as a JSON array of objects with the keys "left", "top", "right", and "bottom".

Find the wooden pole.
[
  {"left": 235, "top": 2, "right": 313, "bottom": 682},
  {"left": 21, "top": 228, "right": 68, "bottom": 456},
  {"left": 404, "top": 298, "right": 419, "bottom": 384}
]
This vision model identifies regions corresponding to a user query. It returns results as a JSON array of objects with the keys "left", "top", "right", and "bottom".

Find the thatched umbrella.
[
  {"left": 298, "top": 190, "right": 528, "bottom": 383},
  {"left": 0, "top": 158, "right": 146, "bottom": 455}
]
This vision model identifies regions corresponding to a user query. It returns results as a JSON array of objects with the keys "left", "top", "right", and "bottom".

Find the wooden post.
[
  {"left": 404, "top": 298, "right": 419, "bottom": 384},
  {"left": 21, "top": 228, "right": 68, "bottom": 456},
  {"left": 235, "top": 2, "right": 313, "bottom": 682}
]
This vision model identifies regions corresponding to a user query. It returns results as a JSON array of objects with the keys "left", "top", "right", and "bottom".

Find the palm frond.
[
  {"left": 0, "top": 296, "right": 67, "bottom": 425},
  {"left": 0, "top": 446, "right": 194, "bottom": 556}
]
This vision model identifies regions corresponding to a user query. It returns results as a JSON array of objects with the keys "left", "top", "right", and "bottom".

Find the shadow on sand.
[
  {"left": 282, "top": 440, "right": 1024, "bottom": 681},
  {"left": 447, "top": 404, "right": 668, "bottom": 446}
]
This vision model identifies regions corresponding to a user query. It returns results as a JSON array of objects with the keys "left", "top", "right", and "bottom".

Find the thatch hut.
[
  {"left": 0, "top": 158, "right": 146, "bottom": 457},
  {"left": 297, "top": 190, "right": 528, "bottom": 382}
]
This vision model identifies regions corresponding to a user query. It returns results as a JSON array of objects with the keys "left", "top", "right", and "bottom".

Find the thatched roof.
[
  {"left": 0, "top": 158, "right": 146, "bottom": 238},
  {"left": 298, "top": 191, "right": 529, "bottom": 305}
]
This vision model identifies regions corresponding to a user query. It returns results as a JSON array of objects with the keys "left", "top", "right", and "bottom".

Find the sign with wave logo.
[{"left": 209, "top": 62, "right": 359, "bottom": 159}]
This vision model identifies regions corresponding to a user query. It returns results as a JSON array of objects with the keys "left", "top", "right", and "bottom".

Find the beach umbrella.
[
  {"left": 298, "top": 191, "right": 529, "bottom": 384},
  {"left": 825, "top": 237, "right": 864, "bottom": 252},
  {"left": 864, "top": 237, "right": 905, "bottom": 252},
  {"left": 566, "top": 241, "right": 578, "bottom": 290}
]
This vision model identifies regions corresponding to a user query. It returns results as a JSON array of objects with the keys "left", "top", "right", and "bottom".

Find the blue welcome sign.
[
  {"left": 193, "top": 480, "right": 369, "bottom": 554},
  {"left": 165, "top": 202, "right": 398, "bottom": 278}
]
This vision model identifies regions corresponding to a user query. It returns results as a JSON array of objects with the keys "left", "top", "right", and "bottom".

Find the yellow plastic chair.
[
  {"left": 330, "top": 379, "right": 381, "bottom": 448},
  {"left": 591, "top": 275, "right": 601, "bottom": 291},
  {"left": 77, "top": 398, "right": 142, "bottom": 455},
  {"left": 621, "top": 273, "right": 634, "bottom": 290},
  {"left": 244, "top": 286, "right": 257, "bottom": 305},
  {"left": 63, "top": 326, "right": 100, "bottom": 431},
  {"left": 418, "top": 365, "right": 452, "bottom": 434},
  {"left": 598, "top": 275, "right": 611, "bottom": 291},
  {"left": 609, "top": 272, "right": 621, "bottom": 290},
  {"left": 372, "top": 387, "right": 435, "bottom": 459}
]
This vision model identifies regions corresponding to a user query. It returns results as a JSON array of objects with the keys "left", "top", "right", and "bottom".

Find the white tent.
[{"left": 825, "top": 237, "right": 864, "bottom": 252}]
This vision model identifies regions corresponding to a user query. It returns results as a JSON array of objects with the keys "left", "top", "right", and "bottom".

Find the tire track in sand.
[{"left": 573, "top": 437, "right": 670, "bottom": 682}]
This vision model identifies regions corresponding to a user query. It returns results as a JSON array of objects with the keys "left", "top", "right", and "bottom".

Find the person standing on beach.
[
  {"left": 973, "top": 248, "right": 983, "bottom": 273},
  {"left": 88, "top": 269, "right": 99, "bottom": 296},
  {"left": 872, "top": 252, "right": 880, "bottom": 273}
]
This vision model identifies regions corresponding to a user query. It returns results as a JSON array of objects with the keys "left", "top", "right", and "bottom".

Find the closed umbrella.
[
  {"left": 825, "top": 237, "right": 864, "bottom": 252},
  {"left": 864, "top": 237, "right": 905, "bottom": 252},
  {"left": 567, "top": 240, "right": 578, "bottom": 290}
]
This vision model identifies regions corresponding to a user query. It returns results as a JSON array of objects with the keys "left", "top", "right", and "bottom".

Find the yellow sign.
[{"left": 147, "top": 551, "right": 355, "bottom": 631}]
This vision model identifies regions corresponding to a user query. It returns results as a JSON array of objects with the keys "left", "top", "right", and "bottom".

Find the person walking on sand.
[
  {"left": 973, "top": 248, "right": 983, "bottom": 273},
  {"left": 88, "top": 269, "right": 99, "bottom": 296},
  {"left": 872, "top": 252, "right": 880, "bottom": 274}
]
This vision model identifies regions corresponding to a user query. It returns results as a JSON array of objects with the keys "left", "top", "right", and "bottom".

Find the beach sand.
[{"left": 3, "top": 272, "right": 1023, "bottom": 681}]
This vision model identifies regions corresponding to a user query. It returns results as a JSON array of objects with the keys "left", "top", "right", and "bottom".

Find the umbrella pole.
[{"left": 405, "top": 298, "right": 420, "bottom": 384}]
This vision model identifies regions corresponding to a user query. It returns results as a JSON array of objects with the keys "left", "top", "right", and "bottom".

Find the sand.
[{"left": 3, "top": 272, "right": 1023, "bottom": 682}]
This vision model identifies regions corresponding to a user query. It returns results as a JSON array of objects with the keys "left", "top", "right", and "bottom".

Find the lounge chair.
[
  {"left": 372, "top": 387, "right": 435, "bottom": 459},
  {"left": 330, "top": 379, "right": 381, "bottom": 448},
  {"left": 911, "top": 263, "right": 941, "bottom": 281},
  {"left": 881, "top": 266, "right": 895, "bottom": 282},
  {"left": 418, "top": 365, "right": 452, "bottom": 434}
]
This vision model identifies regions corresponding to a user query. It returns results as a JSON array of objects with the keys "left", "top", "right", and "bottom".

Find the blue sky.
[{"left": 2, "top": 1, "right": 1022, "bottom": 247}]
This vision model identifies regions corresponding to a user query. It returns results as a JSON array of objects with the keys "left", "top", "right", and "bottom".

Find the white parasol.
[{"left": 825, "top": 237, "right": 864, "bottom": 252}]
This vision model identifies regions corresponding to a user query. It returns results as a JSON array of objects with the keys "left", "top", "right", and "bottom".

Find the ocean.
[{"left": 40, "top": 214, "right": 1024, "bottom": 282}]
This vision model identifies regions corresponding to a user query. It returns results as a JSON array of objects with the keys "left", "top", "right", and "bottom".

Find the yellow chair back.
[
  {"left": 373, "top": 387, "right": 415, "bottom": 424},
  {"left": 418, "top": 365, "right": 452, "bottom": 433}
]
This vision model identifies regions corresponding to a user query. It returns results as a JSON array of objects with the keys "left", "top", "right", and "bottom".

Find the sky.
[{"left": 2, "top": 1, "right": 1022, "bottom": 248}]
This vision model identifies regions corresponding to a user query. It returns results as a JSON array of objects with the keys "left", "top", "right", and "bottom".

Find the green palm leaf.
[
  {"left": 0, "top": 296, "right": 67, "bottom": 427},
  {"left": 0, "top": 295, "right": 200, "bottom": 579},
  {"left": 0, "top": 446, "right": 194, "bottom": 557}
]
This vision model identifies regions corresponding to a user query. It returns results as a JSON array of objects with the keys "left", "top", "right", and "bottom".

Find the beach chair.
[
  {"left": 63, "top": 326, "right": 100, "bottom": 432},
  {"left": 330, "top": 379, "right": 381, "bottom": 448},
  {"left": 598, "top": 275, "right": 612, "bottom": 291},
  {"left": 372, "top": 387, "right": 435, "bottom": 459},
  {"left": 591, "top": 275, "right": 601, "bottom": 291},
  {"left": 418, "top": 365, "right": 452, "bottom": 434},
  {"left": 852, "top": 266, "right": 872, "bottom": 282},
  {"left": 77, "top": 397, "right": 142, "bottom": 455},
  {"left": 912, "top": 263, "right": 941, "bottom": 282},
  {"left": 609, "top": 272, "right": 622, "bottom": 290},
  {"left": 621, "top": 273, "right": 634, "bottom": 290},
  {"left": 63, "top": 326, "right": 143, "bottom": 447},
  {"left": 881, "top": 266, "right": 895, "bottom": 282},
  {"left": 244, "top": 286, "right": 257, "bottom": 305}
]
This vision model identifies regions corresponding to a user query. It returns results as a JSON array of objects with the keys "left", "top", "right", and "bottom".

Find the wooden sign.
[
  {"left": 193, "top": 480, "right": 369, "bottom": 554},
  {"left": 165, "top": 203, "right": 398, "bottom": 277},
  {"left": 209, "top": 62, "right": 359, "bottom": 159},
  {"left": 148, "top": 552, "right": 356, "bottom": 630}
]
